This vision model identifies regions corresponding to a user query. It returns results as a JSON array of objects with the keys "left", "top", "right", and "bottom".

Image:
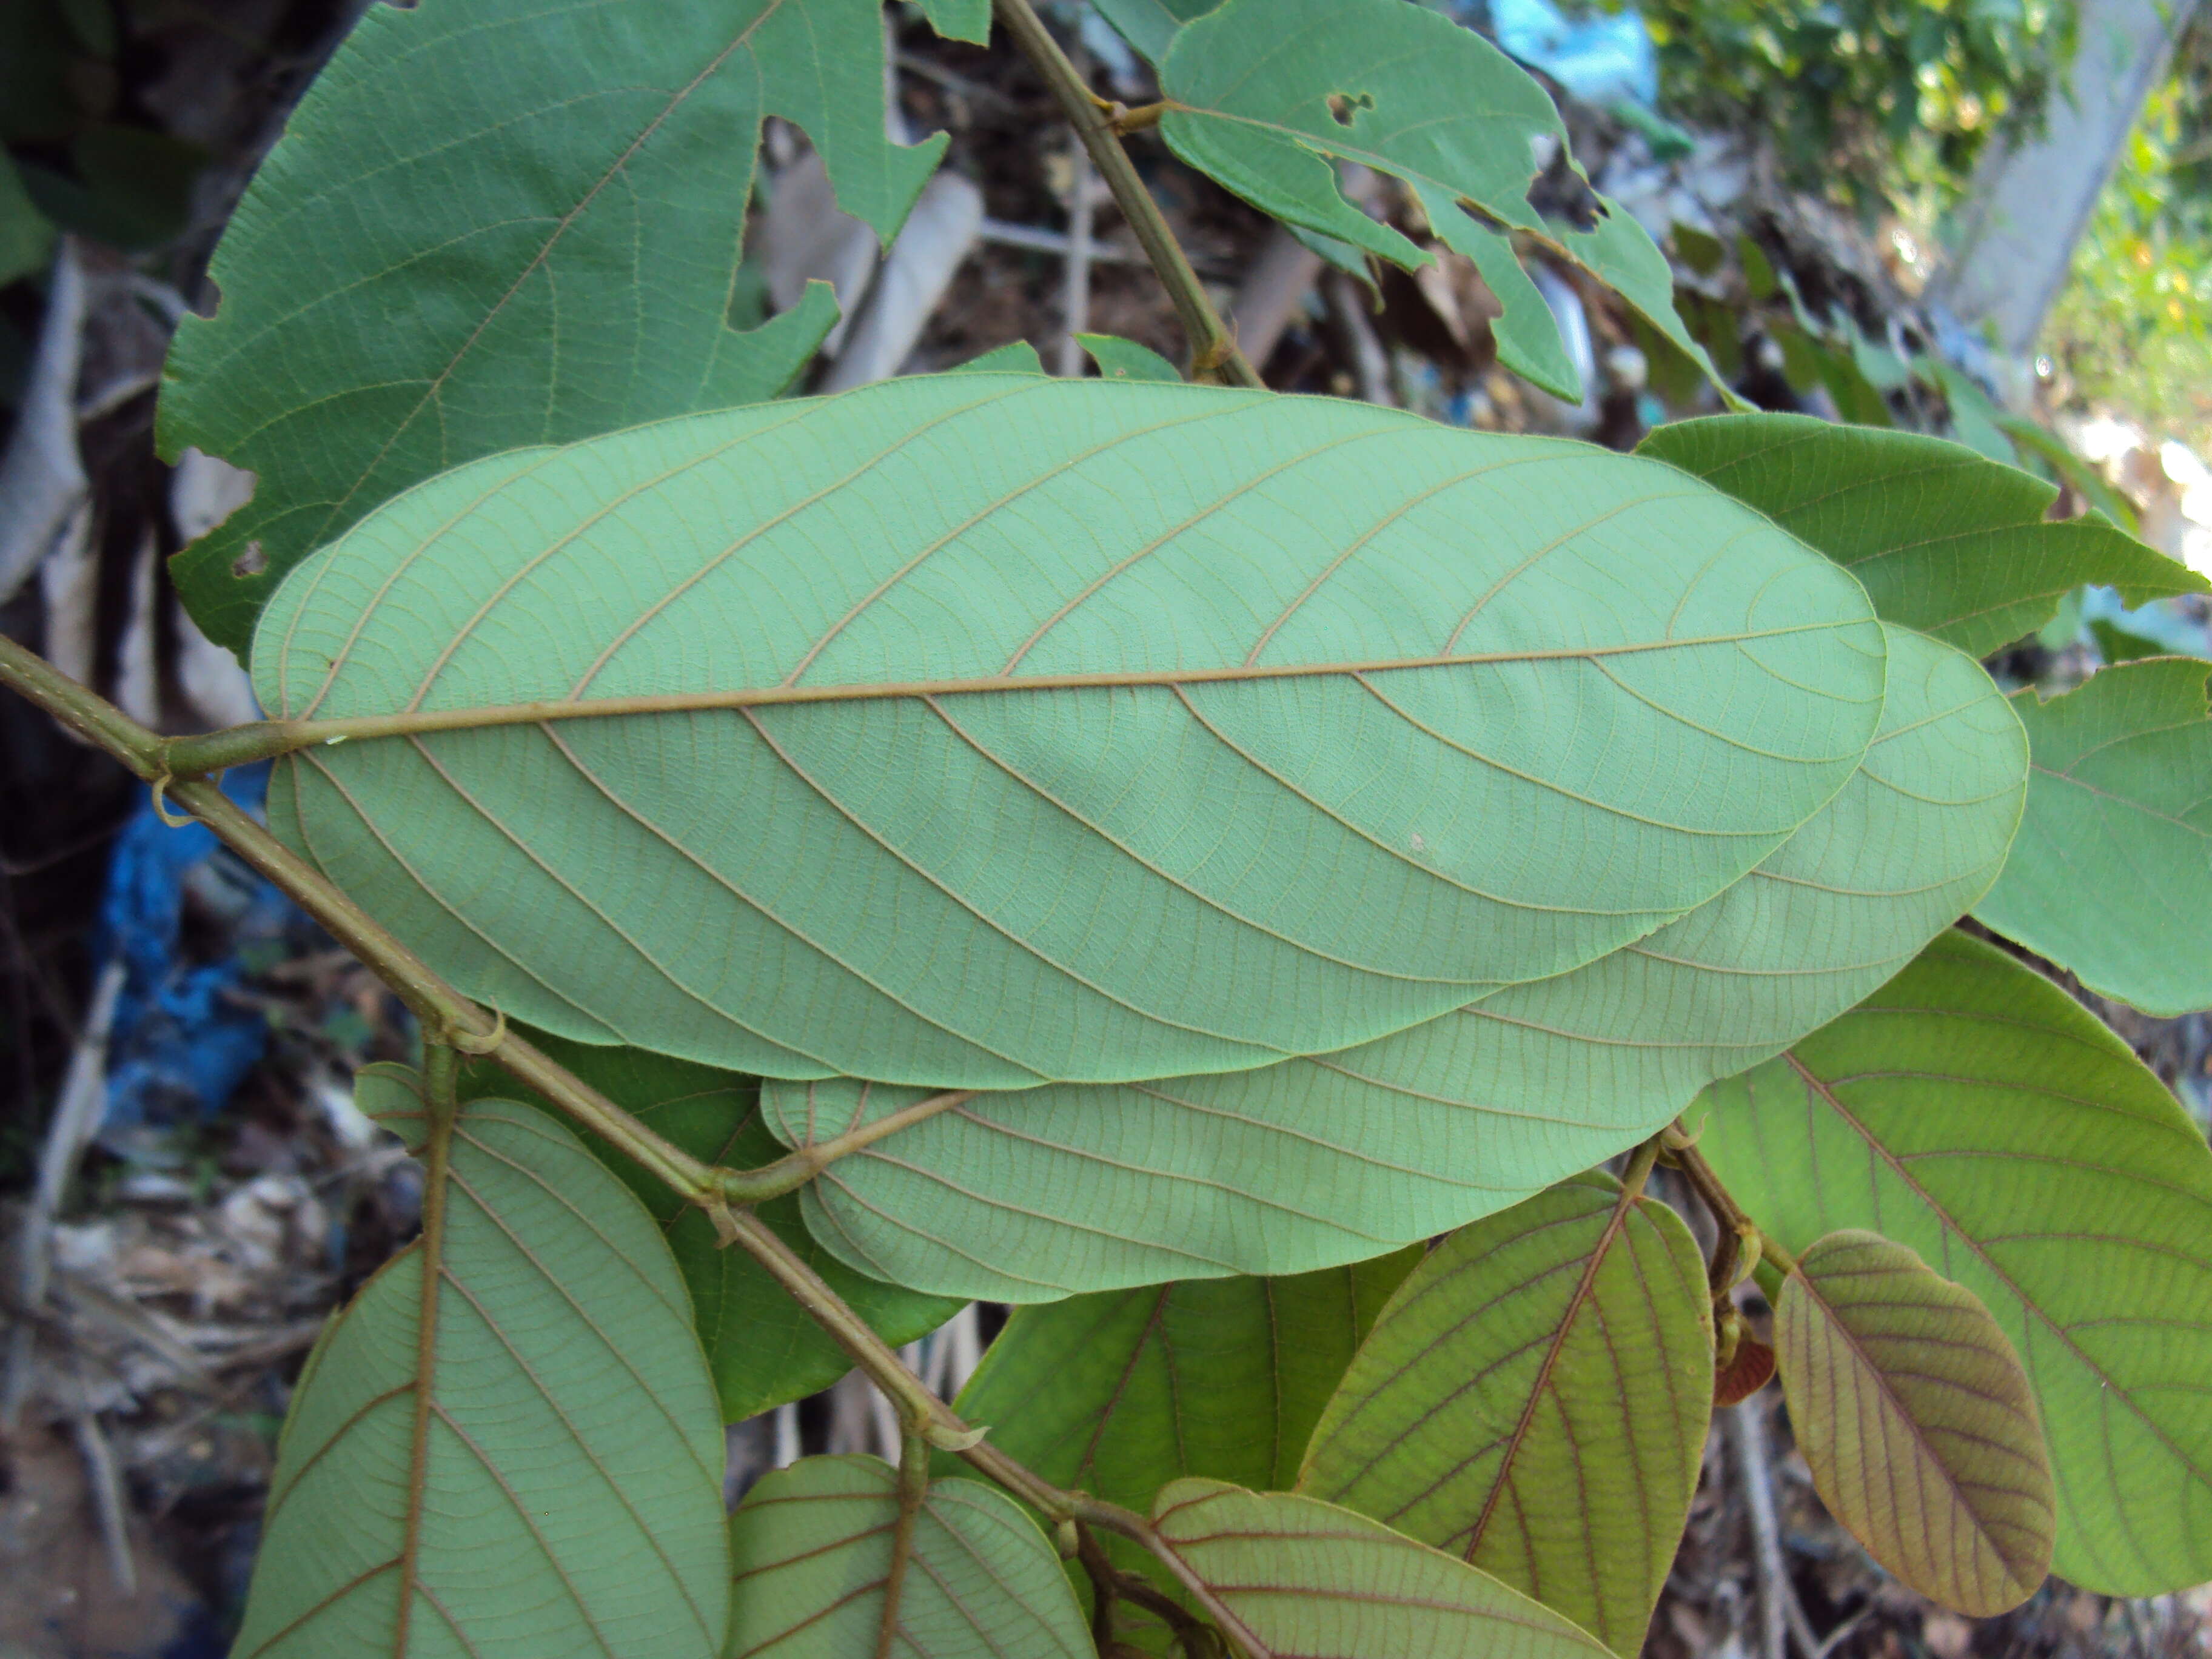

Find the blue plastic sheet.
[{"left": 1488, "top": 0, "right": 1658, "bottom": 107}]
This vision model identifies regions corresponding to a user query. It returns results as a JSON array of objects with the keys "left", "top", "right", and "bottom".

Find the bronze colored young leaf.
[
  {"left": 230, "top": 1068, "right": 729, "bottom": 1658},
  {"left": 1298, "top": 1172, "right": 1712, "bottom": 1655},
  {"left": 1697, "top": 930, "right": 2212, "bottom": 1595},
  {"left": 726, "top": 1458, "right": 1090, "bottom": 1658},
  {"left": 1147, "top": 1480, "right": 1614, "bottom": 1659},
  {"left": 1777, "top": 1230, "right": 2055, "bottom": 1616}
]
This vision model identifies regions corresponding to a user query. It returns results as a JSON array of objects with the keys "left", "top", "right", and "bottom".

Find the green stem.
[
  {"left": 991, "top": 0, "right": 1262, "bottom": 389},
  {"left": 876, "top": 1421, "right": 930, "bottom": 1659},
  {"left": 1665, "top": 1121, "right": 1800, "bottom": 1281}
]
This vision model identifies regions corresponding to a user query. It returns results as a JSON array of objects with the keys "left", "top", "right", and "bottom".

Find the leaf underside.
[
  {"left": 1698, "top": 930, "right": 2212, "bottom": 1595},
  {"left": 1148, "top": 1480, "right": 1614, "bottom": 1659},
  {"left": 1778, "top": 1229, "right": 2055, "bottom": 1617},
  {"left": 757, "top": 622, "right": 2020, "bottom": 1300},
  {"left": 1973, "top": 657, "right": 2212, "bottom": 1016},
  {"left": 1299, "top": 1173, "right": 1713, "bottom": 1656},
  {"left": 257, "top": 375, "right": 1886, "bottom": 1090},
  {"left": 231, "top": 1070, "right": 728, "bottom": 1658},
  {"left": 161, "top": 0, "right": 940, "bottom": 651},
  {"left": 1637, "top": 413, "right": 2207, "bottom": 660},
  {"left": 725, "top": 1457, "right": 1090, "bottom": 1658}
]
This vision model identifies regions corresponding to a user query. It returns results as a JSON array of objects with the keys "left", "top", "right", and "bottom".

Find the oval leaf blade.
[
  {"left": 726, "top": 1457, "right": 1090, "bottom": 1658},
  {"left": 231, "top": 1069, "right": 729, "bottom": 1658},
  {"left": 1973, "top": 658, "right": 2212, "bottom": 1016},
  {"left": 1637, "top": 413, "right": 2205, "bottom": 659},
  {"left": 1777, "top": 1230, "right": 2054, "bottom": 1615},
  {"left": 1299, "top": 1172, "right": 1712, "bottom": 1655},
  {"left": 1149, "top": 1480, "right": 1613, "bottom": 1659},
  {"left": 762, "top": 622, "right": 2017, "bottom": 1299},
  {"left": 257, "top": 375, "right": 1886, "bottom": 1088},
  {"left": 1697, "top": 930, "right": 2212, "bottom": 1595}
]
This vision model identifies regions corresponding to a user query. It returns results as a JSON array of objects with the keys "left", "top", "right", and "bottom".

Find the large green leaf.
[
  {"left": 159, "top": 0, "right": 940, "bottom": 654},
  {"left": 1777, "top": 1230, "right": 2054, "bottom": 1617},
  {"left": 1974, "top": 658, "right": 2212, "bottom": 1016},
  {"left": 460, "top": 1033, "right": 960, "bottom": 1424},
  {"left": 726, "top": 1456, "right": 1090, "bottom": 1658},
  {"left": 1091, "top": 0, "right": 1215, "bottom": 63},
  {"left": 255, "top": 375, "right": 1886, "bottom": 1088},
  {"left": 953, "top": 1252, "right": 1421, "bottom": 1504},
  {"left": 1147, "top": 1480, "right": 1614, "bottom": 1659},
  {"left": 232, "top": 1068, "right": 728, "bottom": 1658},
  {"left": 1155, "top": 0, "right": 1722, "bottom": 401},
  {"left": 1637, "top": 414, "right": 2207, "bottom": 660},
  {"left": 758, "top": 622, "right": 2019, "bottom": 1299},
  {"left": 1696, "top": 930, "right": 2212, "bottom": 1595},
  {"left": 1299, "top": 1172, "right": 1711, "bottom": 1655}
]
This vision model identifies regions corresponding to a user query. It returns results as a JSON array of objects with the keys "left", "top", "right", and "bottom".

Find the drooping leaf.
[
  {"left": 256, "top": 374, "right": 1886, "bottom": 1088},
  {"left": 1696, "top": 930, "right": 2212, "bottom": 1595},
  {"left": 231, "top": 1068, "right": 729, "bottom": 1658},
  {"left": 726, "top": 1456, "right": 1090, "bottom": 1658},
  {"left": 758, "top": 622, "right": 2017, "bottom": 1299},
  {"left": 460, "top": 1031, "right": 959, "bottom": 1424},
  {"left": 1078, "top": 332, "right": 1182, "bottom": 383},
  {"left": 1147, "top": 1480, "right": 1614, "bottom": 1659},
  {"left": 1973, "top": 658, "right": 2212, "bottom": 1016},
  {"left": 1777, "top": 1229, "right": 2054, "bottom": 1616},
  {"left": 911, "top": 0, "right": 991, "bottom": 45},
  {"left": 1299, "top": 1171, "right": 1711, "bottom": 1655},
  {"left": 1155, "top": 0, "right": 1724, "bottom": 400},
  {"left": 952, "top": 1251, "right": 1421, "bottom": 1504},
  {"left": 1637, "top": 413, "right": 2207, "bottom": 659},
  {"left": 160, "top": 0, "right": 943, "bottom": 653}
]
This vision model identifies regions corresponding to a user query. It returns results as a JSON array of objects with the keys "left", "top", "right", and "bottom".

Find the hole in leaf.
[
  {"left": 1524, "top": 142, "right": 1605, "bottom": 235},
  {"left": 231, "top": 540, "right": 267, "bottom": 578},
  {"left": 1325, "top": 91, "right": 1373, "bottom": 128}
]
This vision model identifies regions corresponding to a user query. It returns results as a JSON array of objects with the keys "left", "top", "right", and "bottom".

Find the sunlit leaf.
[
  {"left": 257, "top": 375, "right": 1885, "bottom": 1088},
  {"left": 1777, "top": 1229, "right": 2054, "bottom": 1616},
  {"left": 726, "top": 1457, "right": 1089, "bottom": 1658},
  {"left": 230, "top": 1068, "right": 728, "bottom": 1658},
  {"left": 460, "top": 1033, "right": 959, "bottom": 1424},
  {"left": 1156, "top": 0, "right": 1723, "bottom": 400},
  {"left": 1147, "top": 1480, "right": 1614, "bottom": 1659},
  {"left": 1974, "top": 658, "right": 2212, "bottom": 1015},
  {"left": 1299, "top": 1172, "right": 1711, "bottom": 1655},
  {"left": 758, "top": 623, "right": 2016, "bottom": 1299},
  {"left": 1697, "top": 930, "right": 2212, "bottom": 1595},
  {"left": 1637, "top": 412, "right": 2206, "bottom": 659},
  {"left": 160, "top": 0, "right": 943, "bottom": 652}
]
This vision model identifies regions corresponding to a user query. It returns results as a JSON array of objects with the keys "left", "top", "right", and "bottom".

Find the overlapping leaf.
[
  {"left": 161, "top": 0, "right": 943, "bottom": 652},
  {"left": 460, "top": 1033, "right": 959, "bottom": 1423},
  {"left": 1777, "top": 1230, "right": 2054, "bottom": 1616},
  {"left": 1148, "top": 1480, "right": 1615, "bottom": 1659},
  {"left": 1697, "top": 930, "right": 2212, "bottom": 1594},
  {"left": 726, "top": 1457, "right": 1089, "bottom": 1658},
  {"left": 256, "top": 374, "right": 1886, "bottom": 1088},
  {"left": 757, "top": 623, "right": 2019, "bottom": 1299},
  {"left": 1155, "top": 0, "right": 1722, "bottom": 400},
  {"left": 1638, "top": 413, "right": 2206, "bottom": 659},
  {"left": 1974, "top": 658, "right": 2212, "bottom": 1015},
  {"left": 232, "top": 1070, "right": 728, "bottom": 1658},
  {"left": 1299, "top": 1172, "right": 1711, "bottom": 1655}
]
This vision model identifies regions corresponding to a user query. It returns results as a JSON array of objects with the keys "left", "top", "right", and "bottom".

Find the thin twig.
[
  {"left": 69, "top": 1380, "right": 136, "bottom": 1594},
  {"left": 991, "top": 0, "right": 1261, "bottom": 386},
  {"left": 1057, "top": 98, "right": 1097, "bottom": 378},
  {"left": 1732, "top": 1395, "right": 1820, "bottom": 1659}
]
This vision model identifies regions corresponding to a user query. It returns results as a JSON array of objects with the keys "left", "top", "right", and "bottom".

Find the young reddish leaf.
[
  {"left": 1714, "top": 1336, "right": 1776, "bottom": 1408},
  {"left": 1777, "top": 1230, "right": 2056, "bottom": 1616}
]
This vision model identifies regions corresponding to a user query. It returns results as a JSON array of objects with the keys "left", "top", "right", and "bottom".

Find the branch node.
[
  {"left": 443, "top": 1005, "right": 506, "bottom": 1054},
  {"left": 148, "top": 772, "right": 196, "bottom": 830}
]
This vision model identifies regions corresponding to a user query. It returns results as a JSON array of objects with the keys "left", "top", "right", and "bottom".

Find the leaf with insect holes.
[
  {"left": 1155, "top": 0, "right": 1725, "bottom": 401},
  {"left": 1637, "top": 413, "right": 2205, "bottom": 660},
  {"left": 1697, "top": 930, "right": 2212, "bottom": 1595},
  {"left": 1777, "top": 1229, "right": 2054, "bottom": 1616},
  {"left": 458, "top": 1031, "right": 960, "bottom": 1424},
  {"left": 230, "top": 1068, "right": 728, "bottom": 1659},
  {"left": 1148, "top": 1480, "right": 1615, "bottom": 1659},
  {"left": 254, "top": 374, "right": 1886, "bottom": 1090},
  {"left": 1299, "top": 1172, "right": 1712, "bottom": 1656},
  {"left": 159, "top": 0, "right": 945, "bottom": 652},
  {"left": 725, "top": 1457, "right": 1090, "bottom": 1658},
  {"left": 1974, "top": 657, "right": 2212, "bottom": 1016},
  {"left": 755, "top": 622, "right": 2017, "bottom": 1300}
]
